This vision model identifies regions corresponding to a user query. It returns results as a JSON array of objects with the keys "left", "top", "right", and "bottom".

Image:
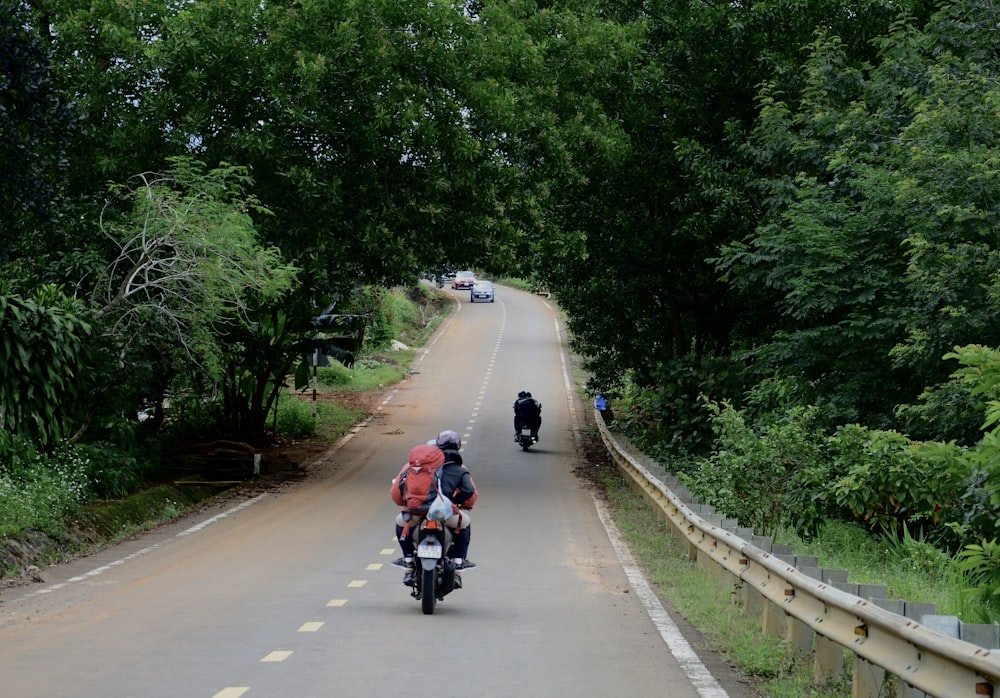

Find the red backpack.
[{"left": 392, "top": 444, "right": 446, "bottom": 516}]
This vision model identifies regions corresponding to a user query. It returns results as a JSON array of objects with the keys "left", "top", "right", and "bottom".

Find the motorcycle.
[
  {"left": 409, "top": 517, "right": 460, "bottom": 614},
  {"left": 517, "top": 426, "right": 537, "bottom": 451}
]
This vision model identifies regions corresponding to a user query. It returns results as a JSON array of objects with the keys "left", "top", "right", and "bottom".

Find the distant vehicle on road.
[
  {"left": 470, "top": 281, "right": 494, "bottom": 303},
  {"left": 452, "top": 271, "right": 476, "bottom": 289}
]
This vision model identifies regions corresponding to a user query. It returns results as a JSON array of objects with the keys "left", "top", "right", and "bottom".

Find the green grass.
[
  {"left": 353, "top": 354, "right": 414, "bottom": 388},
  {"left": 286, "top": 352, "right": 414, "bottom": 441},
  {"left": 600, "top": 470, "right": 852, "bottom": 698},
  {"left": 779, "top": 521, "right": 983, "bottom": 620},
  {"left": 275, "top": 393, "right": 358, "bottom": 439}
]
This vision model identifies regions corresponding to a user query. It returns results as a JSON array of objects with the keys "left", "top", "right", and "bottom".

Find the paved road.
[{"left": 0, "top": 284, "right": 750, "bottom": 698}]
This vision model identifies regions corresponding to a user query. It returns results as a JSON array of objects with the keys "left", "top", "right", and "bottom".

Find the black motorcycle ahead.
[
  {"left": 516, "top": 426, "right": 537, "bottom": 451},
  {"left": 409, "top": 517, "right": 460, "bottom": 614}
]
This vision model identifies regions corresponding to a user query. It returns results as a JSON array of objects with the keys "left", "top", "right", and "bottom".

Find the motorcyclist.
[
  {"left": 391, "top": 430, "right": 478, "bottom": 585},
  {"left": 513, "top": 390, "right": 542, "bottom": 442},
  {"left": 431, "top": 430, "right": 477, "bottom": 571}
]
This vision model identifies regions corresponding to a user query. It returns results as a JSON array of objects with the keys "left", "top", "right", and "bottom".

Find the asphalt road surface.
[{"left": 0, "top": 284, "right": 752, "bottom": 698}]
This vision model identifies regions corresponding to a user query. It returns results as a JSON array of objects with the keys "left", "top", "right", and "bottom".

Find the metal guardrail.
[{"left": 595, "top": 415, "right": 1000, "bottom": 698}]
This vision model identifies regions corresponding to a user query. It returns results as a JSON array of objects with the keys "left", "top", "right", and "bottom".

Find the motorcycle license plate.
[
  {"left": 521, "top": 428, "right": 532, "bottom": 436},
  {"left": 417, "top": 540, "right": 442, "bottom": 558}
]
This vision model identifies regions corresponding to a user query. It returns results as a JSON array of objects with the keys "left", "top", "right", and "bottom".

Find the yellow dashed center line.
[
  {"left": 261, "top": 650, "right": 293, "bottom": 663},
  {"left": 214, "top": 303, "right": 508, "bottom": 696},
  {"left": 218, "top": 512, "right": 428, "bottom": 692},
  {"left": 212, "top": 689, "right": 249, "bottom": 698},
  {"left": 460, "top": 306, "right": 505, "bottom": 446}
]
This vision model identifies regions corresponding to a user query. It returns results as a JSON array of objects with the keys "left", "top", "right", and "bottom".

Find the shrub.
[
  {"left": 957, "top": 539, "right": 1000, "bottom": 623},
  {"left": 0, "top": 285, "right": 96, "bottom": 447},
  {"left": 0, "top": 444, "right": 90, "bottom": 537},
  {"left": 828, "top": 425, "right": 966, "bottom": 543},
  {"left": 75, "top": 440, "right": 150, "bottom": 500},
  {"left": 680, "top": 402, "right": 828, "bottom": 540},
  {"left": 315, "top": 363, "right": 354, "bottom": 388},
  {"left": 274, "top": 392, "right": 317, "bottom": 438},
  {"left": 617, "top": 357, "right": 744, "bottom": 457}
]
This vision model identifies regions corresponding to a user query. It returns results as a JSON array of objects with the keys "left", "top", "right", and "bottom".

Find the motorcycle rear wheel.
[{"left": 421, "top": 568, "right": 437, "bottom": 614}]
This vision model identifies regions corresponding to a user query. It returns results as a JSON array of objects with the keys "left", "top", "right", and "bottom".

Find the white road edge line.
[
  {"left": 592, "top": 496, "right": 730, "bottom": 698},
  {"left": 26, "top": 494, "right": 270, "bottom": 597},
  {"left": 553, "top": 303, "right": 728, "bottom": 698}
]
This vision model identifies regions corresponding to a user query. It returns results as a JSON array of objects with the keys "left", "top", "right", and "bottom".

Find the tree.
[
  {"left": 34, "top": 0, "right": 526, "bottom": 436},
  {"left": 0, "top": 1, "right": 75, "bottom": 274},
  {"left": 0, "top": 284, "right": 94, "bottom": 448},
  {"left": 87, "top": 157, "right": 297, "bottom": 435},
  {"left": 720, "top": 2, "right": 1000, "bottom": 438}
]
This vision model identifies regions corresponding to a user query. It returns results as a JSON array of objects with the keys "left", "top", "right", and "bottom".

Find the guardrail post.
[
  {"left": 686, "top": 534, "right": 699, "bottom": 561},
  {"left": 742, "top": 580, "right": 763, "bottom": 617},
  {"left": 858, "top": 584, "right": 886, "bottom": 599},
  {"left": 814, "top": 631, "right": 847, "bottom": 684},
  {"left": 654, "top": 492, "right": 669, "bottom": 524},
  {"left": 763, "top": 597, "right": 788, "bottom": 639},
  {"left": 902, "top": 601, "right": 937, "bottom": 622},
  {"left": 871, "top": 593, "right": 931, "bottom": 696},
  {"left": 852, "top": 653, "right": 887, "bottom": 698},
  {"left": 666, "top": 505, "right": 683, "bottom": 541},
  {"left": 960, "top": 619, "right": 1000, "bottom": 650},
  {"left": 787, "top": 613, "right": 813, "bottom": 655}
]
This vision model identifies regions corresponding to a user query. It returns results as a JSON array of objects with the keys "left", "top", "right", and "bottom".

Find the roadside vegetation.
[
  {"left": 608, "top": 345, "right": 1000, "bottom": 626},
  {"left": 0, "top": 286, "right": 446, "bottom": 574}
]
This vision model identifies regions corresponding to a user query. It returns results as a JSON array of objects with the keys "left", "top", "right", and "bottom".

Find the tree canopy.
[{"left": 4, "top": 0, "right": 1000, "bottom": 457}]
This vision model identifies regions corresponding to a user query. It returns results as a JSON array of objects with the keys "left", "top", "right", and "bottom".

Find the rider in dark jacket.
[
  {"left": 433, "top": 430, "right": 477, "bottom": 571},
  {"left": 513, "top": 390, "right": 542, "bottom": 441}
]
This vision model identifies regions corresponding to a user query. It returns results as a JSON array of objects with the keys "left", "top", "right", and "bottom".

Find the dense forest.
[{"left": 3, "top": 0, "right": 1000, "bottom": 611}]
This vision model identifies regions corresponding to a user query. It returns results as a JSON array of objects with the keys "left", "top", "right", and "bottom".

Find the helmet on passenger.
[
  {"left": 525, "top": 392, "right": 532, "bottom": 398},
  {"left": 517, "top": 390, "right": 528, "bottom": 399},
  {"left": 435, "top": 429, "right": 462, "bottom": 451}
]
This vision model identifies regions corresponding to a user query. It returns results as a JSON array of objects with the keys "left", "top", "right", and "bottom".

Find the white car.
[{"left": 470, "top": 281, "right": 495, "bottom": 303}]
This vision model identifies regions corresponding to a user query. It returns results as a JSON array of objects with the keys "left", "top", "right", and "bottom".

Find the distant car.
[
  {"left": 452, "top": 270, "right": 476, "bottom": 289},
  {"left": 470, "top": 280, "right": 494, "bottom": 303}
]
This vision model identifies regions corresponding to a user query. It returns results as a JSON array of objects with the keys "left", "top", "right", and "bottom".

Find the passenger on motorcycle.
[
  {"left": 513, "top": 390, "right": 542, "bottom": 441},
  {"left": 391, "top": 431, "right": 479, "bottom": 585}
]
